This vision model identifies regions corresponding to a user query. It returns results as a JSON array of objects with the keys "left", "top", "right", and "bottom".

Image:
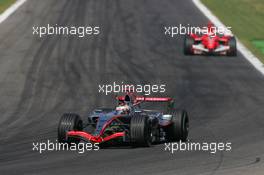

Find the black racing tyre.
[
  {"left": 227, "top": 37, "right": 237, "bottom": 56},
  {"left": 184, "top": 35, "right": 194, "bottom": 55},
  {"left": 150, "top": 118, "right": 160, "bottom": 143},
  {"left": 166, "top": 110, "right": 189, "bottom": 142},
  {"left": 58, "top": 113, "right": 83, "bottom": 143},
  {"left": 130, "top": 114, "right": 152, "bottom": 147}
]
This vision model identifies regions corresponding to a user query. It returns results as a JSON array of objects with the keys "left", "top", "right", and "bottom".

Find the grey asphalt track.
[{"left": 0, "top": 0, "right": 264, "bottom": 174}]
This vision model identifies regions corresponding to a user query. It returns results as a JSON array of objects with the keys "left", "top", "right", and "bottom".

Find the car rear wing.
[
  {"left": 116, "top": 96, "right": 173, "bottom": 102},
  {"left": 117, "top": 95, "right": 175, "bottom": 111}
]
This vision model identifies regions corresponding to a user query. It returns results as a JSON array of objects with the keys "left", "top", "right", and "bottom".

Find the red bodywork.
[
  {"left": 188, "top": 22, "right": 232, "bottom": 55},
  {"left": 68, "top": 116, "right": 125, "bottom": 143},
  {"left": 191, "top": 33, "right": 230, "bottom": 51}
]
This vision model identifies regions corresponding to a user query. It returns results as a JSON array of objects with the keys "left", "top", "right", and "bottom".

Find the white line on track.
[
  {"left": 0, "top": 0, "right": 27, "bottom": 24},
  {"left": 193, "top": 0, "right": 264, "bottom": 75}
]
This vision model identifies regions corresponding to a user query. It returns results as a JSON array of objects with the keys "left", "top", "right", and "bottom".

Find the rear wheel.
[
  {"left": 227, "top": 37, "right": 237, "bottom": 56},
  {"left": 166, "top": 110, "right": 189, "bottom": 142},
  {"left": 58, "top": 113, "right": 83, "bottom": 143},
  {"left": 184, "top": 35, "right": 194, "bottom": 55},
  {"left": 130, "top": 114, "right": 152, "bottom": 147}
]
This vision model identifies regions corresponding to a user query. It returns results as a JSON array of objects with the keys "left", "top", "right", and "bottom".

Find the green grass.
[
  {"left": 0, "top": 0, "right": 17, "bottom": 13},
  {"left": 252, "top": 40, "right": 264, "bottom": 54},
  {"left": 201, "top": 0, "right": 264, "bottom": 62}
]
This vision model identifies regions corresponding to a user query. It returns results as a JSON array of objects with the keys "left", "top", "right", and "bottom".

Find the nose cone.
[
  {"left": 207, "top": 37, "right": 216, "bottom": 50},
  {"left": 207, "top": 42, "right": 215, "bottom": 49}
]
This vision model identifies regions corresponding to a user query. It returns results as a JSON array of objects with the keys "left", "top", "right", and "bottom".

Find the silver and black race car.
[{"left": 58, "top": 92, "right": 189, "bottom": 147}]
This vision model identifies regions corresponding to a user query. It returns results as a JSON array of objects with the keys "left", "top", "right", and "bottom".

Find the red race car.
[{"left": 184, "top": 23, "right": 237, "bottom": 56}]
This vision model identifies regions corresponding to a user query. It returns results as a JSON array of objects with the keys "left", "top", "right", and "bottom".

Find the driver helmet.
[{"left": 207, "top": 22, "right": 216, "bottom": 36}]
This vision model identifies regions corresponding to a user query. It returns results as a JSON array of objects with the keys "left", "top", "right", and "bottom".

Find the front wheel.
[
  {"left": 184, "top": 35, "right": 194, "bottom": 55},
  {"left": 58, "top": 113, "right": 83, "bottom": 143},
  {"left": 166, "top": 110, "right": 189, "bottom": 142},
  {"left": 227, "top": 37, "right": 237, "bottom": 56},
  {"left": 130, "top": 114, "right": 152, "bottom": 147}
]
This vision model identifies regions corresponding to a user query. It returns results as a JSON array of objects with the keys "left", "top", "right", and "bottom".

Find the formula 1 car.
[
  {"left": 57, "top": 92, "right": 189, "bottom": 147},
  {"left": 184, "top": 22, "right": 237, "bottom": 56}
]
